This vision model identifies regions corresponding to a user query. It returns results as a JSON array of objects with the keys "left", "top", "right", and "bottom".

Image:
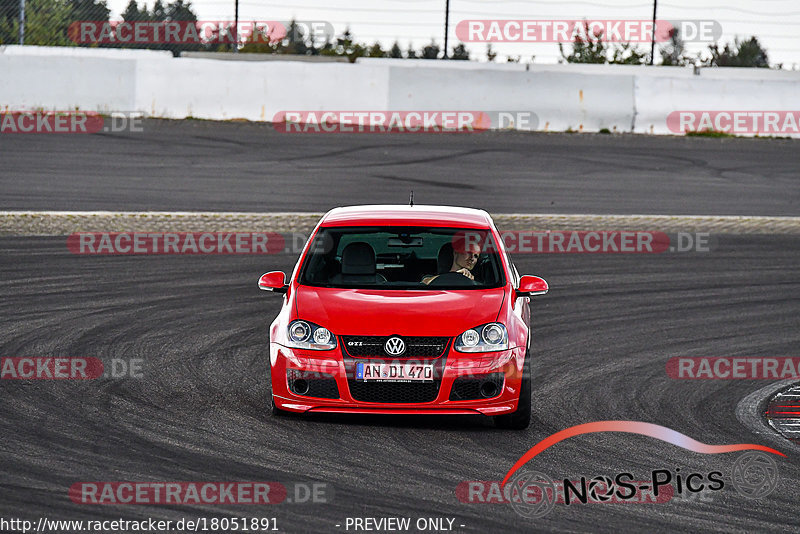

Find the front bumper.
[{"left": 269, "top": 343, "right": 526, "bottom": 416}]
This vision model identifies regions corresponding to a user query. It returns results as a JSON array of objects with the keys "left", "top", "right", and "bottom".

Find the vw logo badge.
[{"left": 384, "top": 336, "right": 406, "bottom": 356}]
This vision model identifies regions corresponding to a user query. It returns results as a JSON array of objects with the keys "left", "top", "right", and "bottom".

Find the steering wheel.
[{"left": 427, "top": 271, "right": 478, "bottom": 287}]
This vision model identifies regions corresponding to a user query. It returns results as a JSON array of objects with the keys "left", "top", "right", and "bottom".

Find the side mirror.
[
  {"left": 258, "top": 271, "right": 288, "bottom": 294},
  {"left": 517, "top": 275, "right": 548, "bottom": 297}
]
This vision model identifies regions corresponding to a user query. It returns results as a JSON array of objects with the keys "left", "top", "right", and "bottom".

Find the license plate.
[{"left": 356, "top": 362, "right": 434, "bottom": 382}]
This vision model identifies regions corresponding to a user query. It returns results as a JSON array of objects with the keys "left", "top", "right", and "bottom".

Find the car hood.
[{"left": 294, "top": 285, "right": 506, "bottom": 336}]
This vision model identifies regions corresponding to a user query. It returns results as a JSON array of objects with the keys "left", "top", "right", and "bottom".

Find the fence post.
[
  {"left": 18, "top": 0, "right": 25, "bottom": 45},
  {"left": 233, "top": 0, "right": 239, "bottom": 53}
]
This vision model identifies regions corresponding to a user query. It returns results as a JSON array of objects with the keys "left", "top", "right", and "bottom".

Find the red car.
[{"left": 258, "top": 205, "right": 548, "bottom": 429}]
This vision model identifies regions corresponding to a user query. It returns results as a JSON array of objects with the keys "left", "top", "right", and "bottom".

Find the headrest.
[
  {"left": 437, "top": 242, "right": 454, "bottom": 274},
  {"left": 341, "top": 242, "right": 376, "bottom": 275}
]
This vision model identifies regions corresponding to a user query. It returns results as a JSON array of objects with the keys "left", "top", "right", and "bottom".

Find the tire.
[
  {"left": 270, "top": 394, "right": 289, "bottom": 417},
  {"left": 495, "top": 350, "right": 531, "bottom": 430}
]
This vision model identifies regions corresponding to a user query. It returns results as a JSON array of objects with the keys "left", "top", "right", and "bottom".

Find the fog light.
[
  {"left": 462, "top": 329, "right": 480, "bottom": 346},
  {"left": 292, "top": 378, "right": 310, "bottom": 395},
  {"left": 480, "top": 381, "right": 499, "bottom": 398},
  {"left": 313, "top": 327, "right": 332, "bottom": 345}
]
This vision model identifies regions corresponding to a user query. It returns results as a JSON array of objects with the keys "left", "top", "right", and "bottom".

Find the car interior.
[{"left": 301, "top": 228, "right": 504, "bottom": 288}]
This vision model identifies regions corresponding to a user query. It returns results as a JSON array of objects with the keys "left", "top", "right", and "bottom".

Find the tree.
[
  {"left": 121, "top": 0, "right": 148, "bottom": 22},
  {"left": 421, "top": 39, "right": 439, "bottom": 59},
  {"left": 660, "top": 27, "right": 689, "bottom": 66},
  {"left": 151, "top": 0, "right": 166, "bottom": 22},
  {"left": 165, "top": 0, "right": 195, "bottom": 21},
  {"left": 167, "top": 0, "right": 205, "bottom": 54},
  {"left": 1, "top": 0, "right": 21, "bottom": 43},
  {"left": 559, "top": 21, "right": 607, "bottom": 63},
  {"left": 241, "top": 20, "right": 305, "bottom": 55},
  {"left": 367, "top": 41, "right": 385, "bottom": 58},
  {"left": 450, "top": 42, "right": 469, "bottom": 60},
  {"left": 63, "top": 0, "right": 112, "bottom": 48},
  {"left": 0, "top": 0, "right": 74, "bottom": 46},
  {"left": 239, "top": 25, "right": 273, "bottom": 53},
  {"left": 707, "top": 36, "right": 769, "bottom": 67},
  {"left": 317, "top": 28, "right": 366, "bottom": 62},
  {"left": 610, "top": 42, "right": 647, "bottom": 65},
  {"left": 67, "top": 0, "right": 111, "bottom": 23},
  {"left": 118, "top": 0, "right": 202, "bottom": 55},
  {"left": 305, "top": 26, "right": 324, "bottom": 55},
  {"left": 117, "top": 0, "right": 202, "bottom": 55},
  {"left": 389, "top": 41, "right": 402, "bottom": 58},
  {"left": 486, "top": 44, "right": 497, "bottom": 62},
  {"left": 0, "top": 0, "right": 17, "bottom": 23},
  {"left": 276, "top": 19, "right": 308, "bottom": 55},
  {"left": 118, "top": 0, "right": 149, "bottom": 50},
  {"left": 558, "top": 20, "right": 648, "bottom": 64}
]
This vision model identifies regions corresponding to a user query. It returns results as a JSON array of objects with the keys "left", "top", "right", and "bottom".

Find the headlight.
[
  {"left": 455, "top": 323, "right": 508, "bottom": 352},
  {"left": 483, "top": 324, "right": 504, "bottom": 344},
  {"left": 285, "top": 320, "right": 337, "bottom": 350},
  {"left": 290, "top": 321, "right": 311, "bottom": 343}
]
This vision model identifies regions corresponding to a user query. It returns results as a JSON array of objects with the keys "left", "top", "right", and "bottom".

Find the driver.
[{"left": 422, "top": 239, "right": 481, "bottom": 285}]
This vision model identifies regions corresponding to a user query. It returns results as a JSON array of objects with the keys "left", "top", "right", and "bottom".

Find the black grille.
[
  {"left": 287, "top": 369, "right": 340, "bottom": 399},
  {"left": 341, "top": 336, "right": 450, "bottom": 358},
  {"left": 449, "top": 373, "right": 505, "bottom": 401},
  {"left": 347, "top": 380, "right": 440, "bottom": 403}
]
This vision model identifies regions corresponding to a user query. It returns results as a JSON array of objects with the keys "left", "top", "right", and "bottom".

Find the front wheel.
[
  {"left": 495, "top": 350, "right": 531, "bottom": 430},
  {"left": 270, "top": 394, "right": 289, "bottom": 417}
]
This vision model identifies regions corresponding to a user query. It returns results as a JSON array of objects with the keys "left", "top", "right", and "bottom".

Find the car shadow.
[{"left": 280, "top": 411, "right": 497, "bottom": 430}]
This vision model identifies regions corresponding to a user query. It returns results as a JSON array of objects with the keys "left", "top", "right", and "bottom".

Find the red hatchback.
[{"left": 258, "top": 205, "right": 548, "bottom": 429}]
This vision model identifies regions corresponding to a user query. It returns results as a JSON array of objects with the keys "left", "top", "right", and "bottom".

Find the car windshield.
[{"left": 299, "top": 226, "right": 505, "bottom": 289}]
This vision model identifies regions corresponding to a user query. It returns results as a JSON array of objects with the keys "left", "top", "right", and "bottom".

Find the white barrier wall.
[
  {"left": 0, "top": 54, "right": 138, "bottom": 111},
  {"left": 633, "top": 75, "right": 800, "bottom": 134},
  {"left": 134, "top": 58, "right": 390, "bottom": 120},
  {"left": 386, "top": 65, "right": 635, "bottom": 132},
  {"left": 1, "top": 45, "right": 798, "bottom": 136}
]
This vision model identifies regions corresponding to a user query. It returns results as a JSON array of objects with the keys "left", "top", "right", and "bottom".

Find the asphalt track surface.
[
  {"left": 1, "top": 120, "right": 799, "bottom": 215},
  {"left": 1, "top": 125, "right": 799, "bottom": 532},
  {"left": 1, "top": 235, "right": 799, "bottom": 532}
]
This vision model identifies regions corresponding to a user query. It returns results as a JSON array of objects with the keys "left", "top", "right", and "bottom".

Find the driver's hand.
[{"left": 456, "top": 268, "right": 474, "bottom": 280}]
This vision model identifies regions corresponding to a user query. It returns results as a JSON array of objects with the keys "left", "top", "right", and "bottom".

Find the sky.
[{"left": 103, "top": 0, "right": 800, "bottom": 68}]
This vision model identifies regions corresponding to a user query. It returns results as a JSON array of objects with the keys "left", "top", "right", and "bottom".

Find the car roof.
[{"left": 319, "top": 205, "right": 493, "bottom": 229}]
